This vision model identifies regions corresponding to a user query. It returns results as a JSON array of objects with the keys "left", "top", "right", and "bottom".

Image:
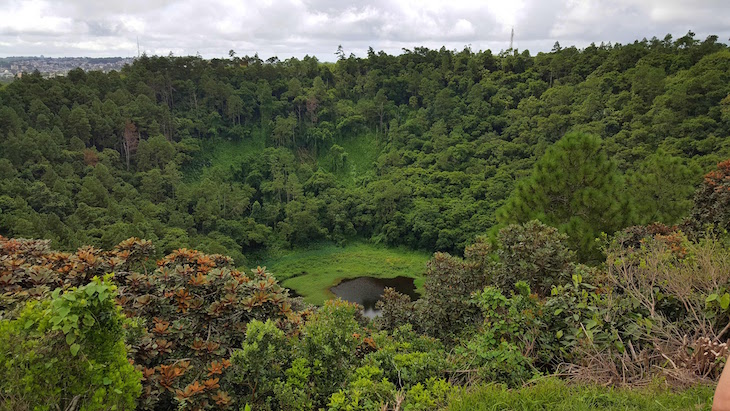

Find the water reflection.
[{"left": 329, "top": 276, "right": 419, "bottom": 318}]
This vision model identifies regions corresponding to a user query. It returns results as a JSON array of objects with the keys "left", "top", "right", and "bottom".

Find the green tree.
[
  {"left": 135, "top": 134, "right": 176, "bottom": 171},
  {"left": 627, "top": 150, "right": 698, "bottom": 225},
  {"left": 498, "top": 132, "right": 633, "bottom": 261},
  {"left": 66, "top": 106, "right": 92, "bottom": 145}
]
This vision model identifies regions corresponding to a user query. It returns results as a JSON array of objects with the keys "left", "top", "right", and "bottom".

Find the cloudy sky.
[{"left": 1, "top": 0, "right": 729, "bottom": 60}]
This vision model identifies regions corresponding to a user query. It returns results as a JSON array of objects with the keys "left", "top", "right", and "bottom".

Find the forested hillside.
[
  {"left": 3, "top": 32, "right": 730, "bottom": 411},
  {"left": 2, "top": 31, "right": 730, "bottom": 263}
]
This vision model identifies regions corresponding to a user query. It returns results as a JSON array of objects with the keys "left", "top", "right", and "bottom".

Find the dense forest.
[
  {"left": 2, "top": 32, "right": 730, "bottom": 410},
  {"left": 2, "top": 31, "right": 730, "bottom": 263}
]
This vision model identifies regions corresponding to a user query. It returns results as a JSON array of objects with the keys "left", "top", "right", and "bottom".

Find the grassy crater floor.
[{"left": 262, "top": 242, "right": 430, "bottom": 305}]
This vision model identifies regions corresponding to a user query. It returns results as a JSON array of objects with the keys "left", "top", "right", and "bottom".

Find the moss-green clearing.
[
  {"left": 319, "top": 132, "right": 380, "bottom": 187},
  {"left": 263, "top": 241, "right": 430, "bottom": 305},
  {"left": 185, "top": 128, "right": 267, "bottom": 182}
]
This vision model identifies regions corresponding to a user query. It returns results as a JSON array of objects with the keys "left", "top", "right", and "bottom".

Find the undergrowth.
[{"left": 447, "top": 378, "right": 714, "bottom": 411}]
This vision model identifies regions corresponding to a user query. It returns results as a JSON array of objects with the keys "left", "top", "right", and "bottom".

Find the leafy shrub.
[
  {"left": 118, "top": 249, "right": 295, "bottom": 410},
  {"left": 379, "top": 222, "right": 573, "bottom": 341},
  {"left": 296, "top": 299, "right": 364, "bottom": 409},
  {"left": 403, "top": 378, "right": 453, "bottom": 411},
  {"left": 327, "top": 365, "right": 397, "bottom": 411},
  {"left": 455, "top": 283, "right": 541, "bottom": 386},
  {"left": 544, "top": 268, "right": 620, "bottom": 365},
  {"left": 0, "top": 236, "right": 153, "bottom": 317},
  {"left": 375, "top": 287, "right": 417, "bottom": 331},
  {"left": 328, "top": 368, "right": 453, "bottom": 411},
  {"left": 366, "top": 325, "right": 447, "bottom": 389},
  {"left": 411, "top": 239, "right": 494, "bottom": 340},
  {"left": 495, "top": 220, "right": 575, "bottom": 296},
  {"left": 273, "top": 358, "right": 315, "bottom": 411},
  {"left": 0, "top": 276, "right": 141, "bottom": 410},
  {"left": 687, "top": 158, "right": 730, "bottom": 236},
  {"left": 0, "top": 237, "right": 301, "bottom": 410},
  {"left": 230, "top": 319, "right": 293, "bottom": 409}
]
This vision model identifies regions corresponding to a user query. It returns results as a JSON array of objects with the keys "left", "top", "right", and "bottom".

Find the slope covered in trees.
[{"left": 1, "top": 32, "right": 729, "bottom": 263}]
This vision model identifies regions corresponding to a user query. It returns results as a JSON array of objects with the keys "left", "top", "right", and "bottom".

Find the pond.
[{"left": 329, "top": 276, "right": 419, "bottom": 318}]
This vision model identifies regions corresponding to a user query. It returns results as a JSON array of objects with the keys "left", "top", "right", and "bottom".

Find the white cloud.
[
  {"left": 0, "top": 0, "right": 77, "bottom": 35},
  {"left": 0, "top": 0, "right": 727, "bottom": 59}
]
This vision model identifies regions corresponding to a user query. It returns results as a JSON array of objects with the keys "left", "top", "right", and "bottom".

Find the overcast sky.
[{"left": 1, "top": 0, "right": 729, "bottom": 60}]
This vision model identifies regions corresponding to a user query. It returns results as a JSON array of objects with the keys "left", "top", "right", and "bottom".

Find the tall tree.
[
  {"left": 627, "top": 150, "right": 698, "bottom": 225},
  {"left": 498, "top": 132, "right": 633, "bottom": 261}
]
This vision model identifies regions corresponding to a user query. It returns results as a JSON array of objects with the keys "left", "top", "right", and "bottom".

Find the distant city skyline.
[
  {"left": 0, "top": 56, "right": 134, "bottom": 80},
  {"left": 1, "top": 0, "right": 729, "bottom": 61}
]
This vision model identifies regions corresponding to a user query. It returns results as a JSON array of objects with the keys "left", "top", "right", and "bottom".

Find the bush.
[
  {"left": 403, "top": 378, "right": 453, "bottom": 411},
  {"left": 0, "top": 236, "right": 154, "bottom": 317},
  {"left": 366, "top": 325, "right": 447, "bottom": 389},
  {"left": 687, "top": 159, "right": 730, "bottom": 237},
  {"left": 327, "top": 365, "right": 397, "bottom": 411},
  {"left": 118, "top": 250, "right": 295, "bottom": 410},
  {"left": 0, "top": 276, "right": 141, "bottom": 410},
  {"left": 328, "top": 368, "right": 453, "bottom": 411},
  {"left": 375, "top": 287, "right": 417, "bottom": 331},
  {"left": 230, "top": 319, "right": 293, "bottom": 409},
  {"left": 454, "top": 283, "right": 542, "bottom": 386},
  {"left": 413, "top": 239, "right": 493, "bottom": 340},
  {"left": 495, "top": 220, "right": 575, "bottom": 296},
  {"left": 296, "top": 299, "right": 364, "bottom": 409}
]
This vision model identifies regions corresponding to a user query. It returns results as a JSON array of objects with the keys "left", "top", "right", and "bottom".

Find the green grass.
[
  {"left": 189, "top": 129, "right": 379, "bottom": 186},
  {"left": 447, "top": 378, "right": 714, "bottom": 411},
  {"left": 262, "top": 241, "right": 431, "bottom": 305},
  {"left": 186, "top": 128, "right": 267, "bottom": 182},
  {"left": 320, "top": 132, "right": 380, "bottom": 187}
]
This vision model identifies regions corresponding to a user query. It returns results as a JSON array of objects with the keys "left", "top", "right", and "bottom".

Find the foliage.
[
  {"left": 454, "top": 283, "right": 541, "bottom": 386},
  {"left": 411, "top": 246, "right": 490, "bottom": 340},
  {"left": 118, "top": 247, "right": 295, "bottom": 410},
  {"left": 498, "top": 132, "right": 633, "bottom": 262},
  {"left": 230, "top": 319, "right": 293, "bottom": 410},
  {"left": 447, "top": 378, "right": 714, "bottom": 411},
  {"left": 1, "top": 219, "right": 729, "bottom": 409},
  {"left": 0, "top": 235, "right": 154, "bottom": 317},
  {"left": 627, "top": 150, "right": 699, "bottom": 225},
  {"left": 297, "top": 299, "right": 365, "bottom": 409},
  {"left": 327, "top": 365, "right": 397, "bottom": 411},
  {"left": 403, "top": 378, "right": 454, "bottom": 411},
  {"left": 3, "top": 35, "right": 730, "bottom": 409},
  {"left": 494, "top": 220, "right": 575, "bottom": 296},
  {"left": 375, "top": 287, "right": 418, "bottom": 332},
  {"left": 366, "top": 325, "right": 447, "bottom": 389},
  {"left": 688, "top": 159, "right": 730, "bottom": 236},
  {"left": 0, "top": 276, "right": 141, "bottom": 410},
  {"left": 3, "top": 37, "right": 730, "bottom": 259},
  {"left": 378, "top": 220, "right": 574, "bottom": 343}
]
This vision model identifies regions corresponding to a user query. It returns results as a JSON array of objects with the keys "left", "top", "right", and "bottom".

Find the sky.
[{"left": 1, "top": 0, "right": 729, "bottom": 60}]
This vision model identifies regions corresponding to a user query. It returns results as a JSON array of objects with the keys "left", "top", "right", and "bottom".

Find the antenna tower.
[
  {"left": 510, "top": 27, "right": 514, "bottom": 50},
  {"left": 137, "top": 37, "right": 140, "bottom": 57}
]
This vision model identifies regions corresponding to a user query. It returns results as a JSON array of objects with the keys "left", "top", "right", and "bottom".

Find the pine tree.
[
  {"left": 498, "top": 132, "right": 633, "bottom": 261},
  {"left": 628, "top": 150, "right": 699, "bottom": 225}
]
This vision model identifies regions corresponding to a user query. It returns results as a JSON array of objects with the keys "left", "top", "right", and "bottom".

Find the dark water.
[{"left": 329, "top": 276, "right": 419, "bottom": 318}]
